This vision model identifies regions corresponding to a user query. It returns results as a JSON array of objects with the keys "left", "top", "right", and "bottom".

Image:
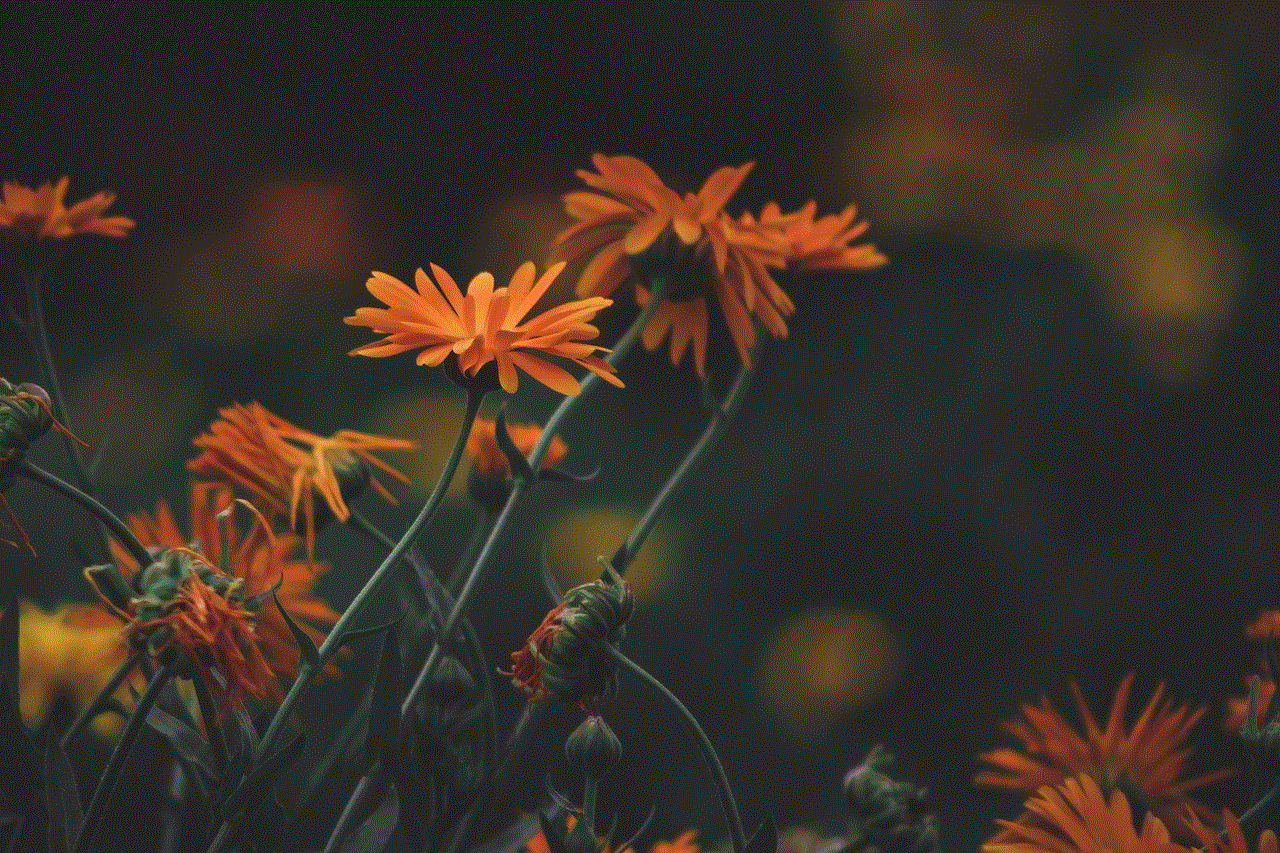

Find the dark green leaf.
[
  {"left": 42, "top": 732, "right": 82, "bottom": 853},
  {"left": 221, "top": 730, "right": 305, "bottom": 817},
  {"left": 367, "top": 628, "right": 403, "bottom": 772},
  {"left": 494, "top": 408, "right": 535, "bottom": 484},
  {"left": 336, "top": 782, "right": 399, "bottom": 853},
  {"left": 272, "top": 593, "right": 319, "bottom": 670},
  {"left": 408, "top": 545, "right": 454, "bottom": 632},
  {"left": 145, "top": 706, "right": 216, "bottom": 780}
]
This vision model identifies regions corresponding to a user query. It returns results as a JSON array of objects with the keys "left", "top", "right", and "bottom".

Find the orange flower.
[
  {"left": 346, "top": 260, "right": 622, "bottom": 396},
  {"left": 188, "top": 401, "right": 418, "bottom": 560},
  {"left": 1224, "top": 676, "right": 1275, "bottom": 734},
  {"left": 975, "top": 674, "right": 1232, "bottom": 842},
  {"left": 552, "top": 153, "right": 794, "bottom": 375},
  {"left": 1, "top": 177, "right": 135, "bottom": 241},
  {"left": 983, "top": 776, "right": 1187, "bottom": 853},
  {"left": 509, "top": 600, "right": 569, "bottom": 705},
  {"left": 742, "top": 201, "right": 888, "bottom": 273},
  {"left": 109, "top": 481, "right": 341, "bottom": 691},
  {"left": 466, "top": 417, "right": 567, "bottom": 482},
  {"left": 1245, "top": 610, "right": 1280, "bottom": 641},
  {"left": 127, "top": 565, "right": 276, "bottom": 717}
]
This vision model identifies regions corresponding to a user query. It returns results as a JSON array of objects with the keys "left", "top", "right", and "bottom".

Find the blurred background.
[{"left": 2, "top": 2, "right": 1278, "bottom": 850}]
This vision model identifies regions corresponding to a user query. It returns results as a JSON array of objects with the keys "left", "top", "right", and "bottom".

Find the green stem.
[
  {"left": 602, "top": 643, "right": 747, "bottom": 853},
  {"left": 612, "top": 361, "right": 753, "bottom": 573},
  {"left": 444, "top": 704, "right": 541, "bottom": 853},
  {"left": 1234, "top": 778, "right": 1280, "bottom": 831},
  {"left": 321, "top": 771, "right": 380, "bottom": 853},
  {"left": 75, "top": 660, "right": 174, "bottom": 853},
  {"left": 61, "top": 651, "right": 142, "bottom": 749},
  {"left": 282, "top": 690, "right": 373, "bottom": 851},
  {"left": 581, "top": 776, "right": 599, "bottom": 834},
  {"left": 21, "top": 270, "right": 86, "bottom": 486},
  {"left": 19, "top": 459, "right": 153, "bottom": 569},
  {"left": 206, "top": 387, "right": 486, "bottom": 853}
]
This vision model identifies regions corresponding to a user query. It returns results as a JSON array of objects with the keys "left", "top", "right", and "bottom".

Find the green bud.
[{"left": 565, "top": 715, "right": 622, "bottom": 780}]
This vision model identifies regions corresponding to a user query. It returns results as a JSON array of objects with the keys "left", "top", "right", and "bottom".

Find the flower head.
[
  {"left": 15, "top": 600, "right": 129, "bottom": 737},
  {"left": 1, "top": 177, "right": 134, "bottom": 241},
  {"left": 507, "top": 567, "right": 633, "bottom": 711},
  {"left": 466, "top": 416, "right": 567, "bottom": 512},
  {"left": 742, "top": 201, "right": 888, "bottom": 274},
  {"left": 2, "top": 378, "right": 86, "bottom": 554},
  {"left": 975, "top": 674, "right": 1232, "bottom": 842},
  {"left": 346, "top": 260, "right": 623, "bottom": 396},
  {"left": 107, "top": 481, "right": 341, "bottom": 699},
  {"left": 983, "top": 775, "right": 1187, "bottom": 853},
  {"left": 188, "top": 401, "right": 418, "bottom": 561}
]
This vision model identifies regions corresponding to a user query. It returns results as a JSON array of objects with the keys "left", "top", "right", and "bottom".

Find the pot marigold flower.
[
  {"left": 983, "top": 776, "right": 1187, "bottom": 853},
  {"left": 742, "top": 201, "right": 888, "bottom": 274},
  {"left": 1, "top": 177, "right": 135, "bottom": 241},
  {"left": 975, "top": 674, "right": 1232, "bottom": 843},
  {"left": 346, "top": 260, "right": 622, "bottom": 396},
  {"left": 107, "top": 481, "right": 341, "bottom": 694},
  {"left": 466, "top": 416, "right": 567, "bottom": 512},
  {"left": 552, "top": 153, "right": 793, "bottom": 376},
  {"left": 188, "top": 401, "right": 418, "bottom": 561},
  {"left": 15, "top": 600, "right": 129, "bottom": 737}
]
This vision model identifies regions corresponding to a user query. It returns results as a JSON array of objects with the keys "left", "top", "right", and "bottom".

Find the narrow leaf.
[
  {"left": 273, "top": 593, "right": 319, "bottom": 669},
  {"left": 43, "top": 732, "right": 83, "bottom": 853},
  {"left": 221, "top": 730, "right": 305, "bottom": 817},
  {"left": 408, "top": 545, "right": 454, "bottom": 631},
  {"left": 615, "top": 803, "right": 657, "bottom": 853},
  {"left": 145, "top": 705, "right": 217, "bottom": 779},
  {"left": 336, "top": 782, "right": 399, "bottom": 853},
  {"left": 367, "top": 627, "right": 403, "bottom": 772},
  {"left": 494, "top": 407, "right": 536, "bottom": 484}
]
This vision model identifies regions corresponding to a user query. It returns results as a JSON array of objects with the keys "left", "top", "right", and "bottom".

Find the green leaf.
[
  {"left": 42, "top": 732, "right": 83, "bottom": 853},
  {"left": 367, "top": 627, "right": 403, "bottom": 773},
  {"left": 336, "top": 782, "right": 399, "bottom": 853},
  {"left": 145, "top": 706, "right": 217, "bottom": 780},
  {"left": 221, "top": 730, "right": 305, "bottom": 818},
  {"left": 494, "top": 408, "right": 536, "bottom": 485},
  {"left": 272, "top": 593, "right": 319, "bottom": 670}
]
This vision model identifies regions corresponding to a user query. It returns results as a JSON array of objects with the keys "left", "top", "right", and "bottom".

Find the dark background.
[{"left": 3, "top": 3, "right": 1278, "bottom": 850}]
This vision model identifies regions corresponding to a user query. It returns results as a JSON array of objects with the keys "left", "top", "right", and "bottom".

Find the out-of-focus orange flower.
[
  {"left": 1245, "top": 610, "right": 1280, "bottom": 641},
  {"left": 524, "top": 818, "right": 698, "bottom": 853},
  {"left": 1224, "top": 676, "right": 1275, "bottom": 734},
  {"left": 346, "top": 260, "right": 622, "bottom": 396},
  {"left": 466, "top": 417, "right": 567, "bottom": 482},
  {"left": 0, "top": 177, "right": 134, "bottom": 241},
  {"left": 742, "top": 201, "right": 888, "bottom": 274},
  {"left": 1187, "top": 809, "right": 1278, "bottom": 853},
  {"left": 188, "top": 401, "right": 418, "bottom": 560},
  {"left": 975, "top": 674, "right": 1231, "bottom": 842},
  {"left": 16, "top": 601, "right": 129, "bottom": 737},
  {"left": 109, "top": 481, "right": 341, "bottom": 690},
  {"left": 552, "top": 153, "right": 795, "bottom": 375},
  {"left": 982, "top": 775, "right": 1187, "bottom": 853}
]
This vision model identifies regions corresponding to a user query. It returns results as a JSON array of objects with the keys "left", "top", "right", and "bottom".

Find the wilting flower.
[
  {"left": 976, "top": 674, "right": 1232, "bottom": 842},
  {"left": 741, "top": 200, "right": 887, "bottom": 274},
  {"left": 465, "top": 416, "right": 567, "bottom": 512},
  {"left": 15, "top": 601, "right": 129, "bottom": 737},
  {"left": 508, "top": 567, "right": 633, "bottom": 711},
  {"left": 1, "top": 177, "right": 134, "bottom": 241},
  {"left": 1, "top": 379, "right": 86, "bottom": 554},
  {"left": 983, "top": 775, "right": 1187, "bottom": 853},
  {"left": 346, "top": 260, "right": 622, "bottom": 395},
  {"left": 107, "top": 481, "right": 341, "bottom": 698},
  {"left": 188, "top": 401, "right": 418, "bottom": 560}
]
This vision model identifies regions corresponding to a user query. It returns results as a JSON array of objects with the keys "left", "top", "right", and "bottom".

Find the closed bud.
[{"left": 565, "top": 714, "right": 622, "bottom": 780}]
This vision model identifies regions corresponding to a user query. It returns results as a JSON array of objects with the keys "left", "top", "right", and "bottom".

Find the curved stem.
[
  {"left": 61, "top": 651, "right": 142, "bottom": 749},
  {"left": 581, "top": 776, "right": 599, "bottom": 835},
  {"left": 75, "top": 660, "right": 174, "bottom": 853},
  {"left": 208, "top": 387, "right": 486, "bottom": 853},
  {"left": 1235, "top": 778, "right": 1280, "bottom": 830},
  {"left": 19, "top": 458, "right": 152, "bottom": 569},
  {"left": 602, "top": 643, "right": 747, "bottom": 853},
  {"left": 612, "top": 361, "right": 753, "bottom": 573},
  {"left": 22, "top": 271, "right": 87, "bottom": 487}
]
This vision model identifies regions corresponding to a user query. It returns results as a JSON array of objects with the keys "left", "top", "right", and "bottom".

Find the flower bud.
[
  {"left": 565, "top": 714, "right": 622, "bottom": 780},
  {"left": 844, "top": 746, "right": 939, "bottom": 853}
]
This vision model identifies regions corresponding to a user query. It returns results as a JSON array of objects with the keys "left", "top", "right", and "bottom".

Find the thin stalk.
[
  {"left": 282, "top": 690, "right": 373, "bottom": 850},
  {"left": 447, "top": 512, "right": 492, "bottom": 596},
  {"left": 1235, "top": 778, "right": 1280, "bottom": 830},
  {"left": 61, "top": 651, "right": 142, "bottom": 749},
  {"left": 75, "top": 660, "right": 174, "bottom": 853},
  {"left": 19, "top": 459, "right": 152, "bottom": 569},
  {"left": 444, "top": 704, "right": 540, "bottom": 853},
  {"left": 206, "top": 387, "right": 486, "bottom": 853},
  {"left": 612, "top": 361, "right": 753, "bottom": 573},
  {"left": 581, "top": 776, "right": 599, "bottom": 835},
  {"left": 320, "top": 771, "right": 379, "bottom": 853},
  {"left": 602, "top": 643, "right": 747, "bottom": 853}
]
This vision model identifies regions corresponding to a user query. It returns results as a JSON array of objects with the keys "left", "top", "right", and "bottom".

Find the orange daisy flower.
[
  {"left": 346, "top": 260, "right": 622, "bottom": 396},
  {"left": 1, "top": 177, "right": 135, "bottom": 241},
  {"left": 188, "top": 401, "right": 418, "bottom": 561},
  {"left": 983, "top": 775, "right": 1188, "bottom": 853},
  {"left": 741, "top": 201, "right": 888, "bottom": 274},
  {"left": 109, "top": 481, "right": 341, "bottom": 693},
  {"left": 975, "top": 674, "right": 1232, "bottom": 842},
  {"left": 1188, "top": 810, "right": 1279, "bottom": 853},
  {"left": 552, "top": 153, "right": 794, "bottom": 376}
]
